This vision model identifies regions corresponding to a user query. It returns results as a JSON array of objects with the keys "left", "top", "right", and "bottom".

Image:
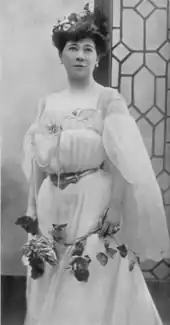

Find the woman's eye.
[
  {"left": 84, "top": 48, "right": 93, "bottom": 52},
  {"left": 69, "top": 46, "right": 77, "bottom": 51}
]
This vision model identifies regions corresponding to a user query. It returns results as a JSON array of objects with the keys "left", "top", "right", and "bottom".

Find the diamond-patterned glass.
[
  {"left": 146, "top": 107, "right": 163, "bottom": 125},
  {"left": 151, "top": 157, "right": 163, "bottom": 176},
  {"left": 150, "top": 0, "right": 167, "bottom": 7},
  {"left": 154, "top": 262, "right": 170, "bottom": 280},
  {"left": 146, "top": 10, "right": 167, "bottom": 50},
  {"left": 165, "top": 144, "right": 170, "bottom": 173},
  {"left": 123, "top": 10, "right": 144, "bottom": 50},
  {"left": 120, "top": 77, "right": 132, "bottom": 106},
  {"left": 134, "top": 67, "right": 154, "bottom": 113},
  {"left": 159, "top": 42, "right": 170, "bottom": 61},
  {"left": 156, "top": 78, "right": 166, "bottom": 112},
  {"left": 122, "top": 53, "right": 143, "bottom": 74},
  {"left": 154, "top": 120, "right": 164, "bottom": 156},
  {"left": 165, "top": 207, "right": 170, "bottom": 228},
  {"left": 112, "top": 43, "right": 130, "bottom": 61},
  {"left": 164, "top": 189, "right": 170, "bottom": 205},
  {"left": 157, "top": 172, "right": 170, "bottom": 191},
  {"left": 168, "top": 91, "right": 170, "bottom": 116},
  {"left": 111, "top": 59, "right": 119, "bottom": 88},
  {"left": 112, "top": 29, "right": 120, "bottom": 47},
  {"left": 146, "top": 53, "right": 166, "bottom": 76},
  {"left": 137, "top": 118, "right": 153, "bottom": 156},
  {"left": 123, "top": 0, "right": 141, "bottom": 6},
  {"left": 167, "top": 118, "right": 170, "bottom": 141},
  {"left": 168, "top": 63, "right": 170, "bottom": 88},
  {"left": 111, "top": 0, "right": 170, "bottom": 281},
  {"left": 113, "top": 0, "right": 120, "bottom": 27},
  {"left": 129, "top": 105, "right": 141, "bottom": 120},
  {"left": 136, "top": 0, "right": 154, "bottom": 18}
]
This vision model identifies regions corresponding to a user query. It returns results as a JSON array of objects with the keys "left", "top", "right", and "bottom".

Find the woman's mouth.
[{"left": 74, "top": 64, "right": 86, "bottom": 67}]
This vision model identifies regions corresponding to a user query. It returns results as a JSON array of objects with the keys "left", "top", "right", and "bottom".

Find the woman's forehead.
[{"left": 66, "top": 38, "right": 95, "bottom": 47}]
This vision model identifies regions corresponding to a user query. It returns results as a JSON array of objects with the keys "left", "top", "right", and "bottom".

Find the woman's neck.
[{"left": 66, "top": 77, "right": 96, "bottom": 95}]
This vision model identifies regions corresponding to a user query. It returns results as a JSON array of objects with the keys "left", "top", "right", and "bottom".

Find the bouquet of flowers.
[
  {"left": 15, "top": 216, "right": 60, "bottom": 279},
  {"left": 15, "top": 210, "right": 139, "bottom": 282}
]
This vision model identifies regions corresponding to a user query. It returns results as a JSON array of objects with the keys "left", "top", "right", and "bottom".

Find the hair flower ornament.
[
  {"left": 54, "top": 3, "right": 98, "bottom": 33},
  {"left": 52, "top": 2, "right": 109, "bottom": 57}
]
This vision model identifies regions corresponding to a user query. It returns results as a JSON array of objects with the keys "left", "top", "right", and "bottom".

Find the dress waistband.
[{"left": 50, "top": 164, "right": 104, "bottom": 190}]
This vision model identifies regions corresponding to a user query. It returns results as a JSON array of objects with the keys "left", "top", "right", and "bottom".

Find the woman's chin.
[{"left": 71, "top": 70, "right": 90, "bottom": 80}]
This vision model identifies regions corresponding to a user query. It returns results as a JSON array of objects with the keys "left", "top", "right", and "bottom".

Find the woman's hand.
[
  {"left": 98, "top": 208, "right": 120, "bottom": 237},
  {"left": 26, "top": 206, "right": 37, "bottom": 220}
]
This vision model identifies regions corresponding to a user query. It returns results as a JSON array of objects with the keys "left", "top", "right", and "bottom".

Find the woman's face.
[{"left": 60, "top": 38, "right": 98, "bottom": 80}]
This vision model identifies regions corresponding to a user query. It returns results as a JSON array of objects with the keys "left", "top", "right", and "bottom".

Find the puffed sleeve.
[
  {"left": 102, "top": 88, "right": 170, "bottom": 261},
  {"left": 22, "top": 97, "right": 46, "bottom": 181}
]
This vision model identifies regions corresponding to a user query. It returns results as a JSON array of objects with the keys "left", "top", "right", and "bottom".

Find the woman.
[{"left": 22, "top": 4, "right": 170, "bottom": 325}]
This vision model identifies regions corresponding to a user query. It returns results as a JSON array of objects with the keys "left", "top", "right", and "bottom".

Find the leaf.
[
  {"left": 84, "top": 255, "right": 92, "bottom": 264},
  {"left": 104, "top": 239, "right": 110, "bottom": 250},
  {"left": 129, "top": 260, "right": 136, "bottom": 272},
  {"left": 51, "top": 224, "right": 68, "bottom": 243},
  {"left": 106, "top": 247, "right": 117, "bottom": 259},
  {"left": 52, "top": 223, "right": 68, "bottom": 230},
  {"left": 96, "top": 252, "right": 108, "bottom": 266},
  {"left": 111, "top": 223, "right": 120, "bottom": 235},
  {"left": 84, "top": 3, "right": 90, "bottom": 11},
  {"left": 72, "top": 242, "right": 85, "bottom": 256},
  {"left": 15, "top": 216, "right": 39, "bottom": 235},
  {"left": 117, "top": 244, "right": 128, "bottom": 258}
]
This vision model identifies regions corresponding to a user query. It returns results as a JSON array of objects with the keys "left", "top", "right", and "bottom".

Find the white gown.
[{"left": 22, "top": 87, "right": 170, "bottom": 325}]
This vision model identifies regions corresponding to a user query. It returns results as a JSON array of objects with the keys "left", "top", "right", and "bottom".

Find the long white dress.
[{"left": 23, "top": 87, "right": 170, "bottom": 325}]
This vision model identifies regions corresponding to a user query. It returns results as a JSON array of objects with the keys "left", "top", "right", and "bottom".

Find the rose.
[
  {"left": 79, "top": 12, "right": 88, "bottom": 18},
  {"left": 68, "top": 13, "right": 78, "bottom": 22},
  {"left": 62, "top": 23, "right": 72, "bottom": 31},
  {"left": 21, "top": 234, "right": 59, "bottom": 279},
  {"left": 72, "top": 242, "right": 85, "bottom": 256},
  {"left": 28, "top": 253, "right": 45, "bottom": 280},
  {"left": 70, "top": 255, "right": 91, "bottom": 282},
  {"left": 46, "top": 122, "right": 62, "bottom": 135}
]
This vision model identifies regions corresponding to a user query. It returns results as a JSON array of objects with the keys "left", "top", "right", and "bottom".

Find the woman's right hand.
[{"left": 26, "top": 206, "right": 37, "bottom": 220}]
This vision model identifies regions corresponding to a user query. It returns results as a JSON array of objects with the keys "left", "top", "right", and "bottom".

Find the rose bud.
[
  {"left": 72, "top": 242, "right": 85, "bottom": 256},
  {"left": 117, "top": 244, "right": 128, "bottom": 258}
]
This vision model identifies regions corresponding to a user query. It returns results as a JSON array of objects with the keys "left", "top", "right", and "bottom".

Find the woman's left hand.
[{"left": 98, "top": 209, "right": 120, "bottom": 237}]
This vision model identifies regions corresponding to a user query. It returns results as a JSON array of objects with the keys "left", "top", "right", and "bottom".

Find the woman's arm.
[
  {"left": 100, "top": 160, "right": 126, "bottom": 235},
  {"left": 24, "top": 97, "right": 46, "bottom": 218},
  {"left": 26, "top": 160, "right": 46, "bottom": 219}
]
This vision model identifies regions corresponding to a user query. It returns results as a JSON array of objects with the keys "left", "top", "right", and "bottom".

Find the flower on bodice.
[{"left": 46, "top": 121, "right": 63, "bottom": 135}]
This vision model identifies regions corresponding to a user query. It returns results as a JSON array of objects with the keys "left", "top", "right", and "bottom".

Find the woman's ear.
[
  {"left": 96, "top": 54, "right": 101, "bottom": 67},
  {"left": 59, "top": 52, "right": 63, "bottom": 64}
]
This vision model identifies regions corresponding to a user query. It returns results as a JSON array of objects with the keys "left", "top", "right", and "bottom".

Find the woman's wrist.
[{"left": 26, "top": 206, "right": 37, "bottom": 219}]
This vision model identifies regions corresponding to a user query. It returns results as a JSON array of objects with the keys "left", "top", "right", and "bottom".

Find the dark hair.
[{"left": 52, "top": 6, "right": 110, "bottom": 57}]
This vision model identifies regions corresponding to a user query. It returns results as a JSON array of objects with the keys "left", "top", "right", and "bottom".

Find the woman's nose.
[{"left": 76, "top": 50, "right": 85, "bottom": 61}]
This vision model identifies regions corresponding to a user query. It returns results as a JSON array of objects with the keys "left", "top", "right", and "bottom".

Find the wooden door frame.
[{"left": 94, "top": 0, "right": 113, "bottom": 86}]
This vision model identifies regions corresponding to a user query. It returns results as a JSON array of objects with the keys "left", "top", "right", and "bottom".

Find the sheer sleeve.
[
  {"left": 22, "top": 98, "right": 46, "bottom": 182},
  {"left": 102, "top": 89, "right": 170, "bottom": 261}
]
